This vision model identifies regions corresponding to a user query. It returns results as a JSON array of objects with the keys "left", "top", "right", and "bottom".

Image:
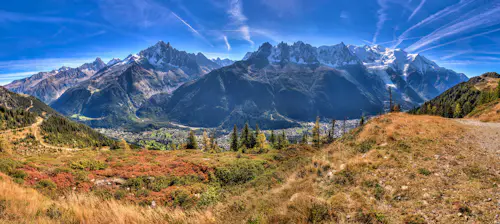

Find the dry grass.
[
  {"left": 0, "top": 172, "right": 215, "bottom": 224},
  {"left": 467, "top": 99, "right": 500, "bottom": 122},
  {"left": 1, "top": 113, "right": 498, "bottom": 223}
]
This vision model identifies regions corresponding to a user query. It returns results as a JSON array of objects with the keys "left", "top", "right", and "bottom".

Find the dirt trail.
[
  {"left": 456, "top": 119, "right": 500, "bottom": 156},
  {"left": 0, "top": 117, "right": 78, "bottom": 152},
  {"left": 31, "top": 117, "right": 78, "bottom": 152}
]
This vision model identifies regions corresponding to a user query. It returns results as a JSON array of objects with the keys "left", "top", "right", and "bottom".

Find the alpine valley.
[{"left": 5, "top": 41, "right": 468, "bottom": 129}]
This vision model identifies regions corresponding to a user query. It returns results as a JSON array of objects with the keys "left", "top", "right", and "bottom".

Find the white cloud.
[
  {"left": 239, "top": 26, "right": 254, "bottom": 46},
  {"left": 373, "top": 0, "right": 389, "bottom": 43},
  {"left": 410, "top": 16, "right": 500, "bottom": 53},
  {"left": 223, "top": 35, "right": 231, "bottom": 51},
  {"left": 393, "top": 0, "right": 475, "bottom": 49},
  {"left": 172, "top": 12, "right": 201, "bottom": 36},
  {"left": 408, "top": 0, "right": 426, "bottom": 21},
  {"left": 228, "top": 0, "right": 247, "bottom": 24},
  {"left": 227, "top": 0, "right": 254, "bottom": 45}
]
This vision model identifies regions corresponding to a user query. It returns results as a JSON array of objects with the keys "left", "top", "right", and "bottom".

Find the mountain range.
[{"left": 4, "top": 40, "right": 468, "bottom": 129}]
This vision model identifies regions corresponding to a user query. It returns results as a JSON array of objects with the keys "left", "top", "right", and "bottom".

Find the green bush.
[
  {"left": 357, "top": 140, "right": 375, "bottom": 153},
  {"left": 214, "top": 160, "right": 266, "bottom": 186},
  {"left": 197, "top": 185, "right": 221, "bottom": 207},
  {"left": 169, "top": 189, "right": 196, "bottom": 208},
  {"left": 70, "top": 159, "right": 107, "bottom": 171},
  {"left": 418, "top": 168, "right": 431, "bottom": 176},
  {"left": 114, "top": 190, "right": 127, "bottom": 200},
  {"left": 37, "top": 179, "right": 57, "bottom": 190}
]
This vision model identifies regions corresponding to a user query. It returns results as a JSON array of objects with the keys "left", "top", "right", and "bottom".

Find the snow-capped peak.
[
  {"left": 107, "top": 58, "right": 122, "bottom": 66},
  {"left": 256, "top": 41, "right": 360, "bottom": 67}
]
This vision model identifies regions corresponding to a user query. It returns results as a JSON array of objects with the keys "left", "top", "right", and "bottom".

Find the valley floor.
[{"left": 0, "top": 113, "right": 499, "bottom": 223}]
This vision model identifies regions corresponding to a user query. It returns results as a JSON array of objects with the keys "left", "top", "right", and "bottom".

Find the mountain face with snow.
[
  {"left": 139, "top": 41, "right": 468, "bottom": 129},
  {"left": 5, "top": 58, "right": 106, "bottom": 103},
  {"left": 47, "top": 41, "right": 224, "bottom": 128},
  {"left": 211, "top": 58, "right": 235, "bottom": 67},
  {"left": 347, "top": 45, "right": 468, "bottom": 100},
  {"left": 4, "top": 40, "right": 467, "bottom": 129}
]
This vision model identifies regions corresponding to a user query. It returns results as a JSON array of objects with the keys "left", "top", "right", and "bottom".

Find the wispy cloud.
[
  {"left": 407, "top": 3, "right": 500, "bottom": 52},
  {"left": 223, "top": 35, "right": 231, "bottom": 51},
  {"left": 393, "top": 0, "right": 476, "bottom": 49},
  {"left": 172, "top": 12, "right": 201, "bottom": 36},
  {"left": 227, "top": 0, "right": 254, "bottom": 46},
  {"left": 440, "top": 50, "right": 472, "bottom": 60},
  {"left": 408, "top": 0, "right": 426, "bottom": 21},
  {"left": 415, "top": 26, "right": 500, "bottom": 53},
  {"left": 373, "top": 0, "right": 389, "bottom": 43}
]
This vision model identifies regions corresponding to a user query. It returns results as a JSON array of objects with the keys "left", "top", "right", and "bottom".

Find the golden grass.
[
  {"left": 467, "top": 99, "right": 500, "bottom": 122},
  {"left": 1, "top": 113, "right": 498, "bottom": 223},
  {"left": 0, "top": 172, "right": 215, "bottom": 224}
]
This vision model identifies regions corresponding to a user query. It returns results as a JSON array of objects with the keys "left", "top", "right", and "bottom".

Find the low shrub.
[
  {"left": 418, "top": 168, "right": 431, "bottom": 176},
  {"left": 36, "top": 179, "right": 57, "bottom": 190},
  {"left": 70, "top": 159, "right": 107, "bottom": 171},
  {"left": 214, "top": 160, "right": 266, "bottom": 186}
]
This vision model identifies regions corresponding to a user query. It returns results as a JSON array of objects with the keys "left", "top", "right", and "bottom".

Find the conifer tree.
[
  {"left": 281, "top": 130, "right": 289, "bottom": 149},
  {"left": 210, "top": 132, "right": 219, "bottom": 153},
  {"left": 301, "top": 132, "right": 308, "bottom": 145},
  {"left": 454, "top": 103, "right": 462, "bottom": 118},
  {"left": 119, "top": 138, "right": 131, "bottom": 152},
  {"left": 203, "top": 130, "right": 210, "bottom": 151},
  {"left": 186, "top": 130, "right": 198, "bottom": 149},
  {"left": 328, "top": 119, "right": 336, "bottom": 143},
  {"left": 269, "top": 130, "right": 276, "bottom": 147},
  {"left": 312, "top": 116, "right": 321, "bottom": 149},
  {"left": 359, "top": 115, "right": 365, "bottom": 126},
  {"left": 230, "top": 125, "right": 239, "bottom": 152},
  {"left": 240, "top": 122, "right": 251, "bottom": 148},
  {"left": 256, "top": 132, "right": 267, "bottom": 149},
  {"left": 463, "top": 101, "right": 472, "bottom": 116}
]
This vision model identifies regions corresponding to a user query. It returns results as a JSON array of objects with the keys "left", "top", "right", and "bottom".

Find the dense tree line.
[
  {"left": 410, "top": 78, "right": 500, "bottom": 118},
  {"left": 40, "top": 115, "right": 116, "bottom": 148},
  {"left": 0, "top": 106, "right": 37, "bottom": 130}
]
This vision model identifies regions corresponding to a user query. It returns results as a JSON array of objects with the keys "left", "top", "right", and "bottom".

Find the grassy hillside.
[
  {"left": 0, "top": 87, "right": 116, "bottom": 151},
  {"left": 0, "top": 106, "right": 37, "bottom": 130},
  {"left": 410, "top": 72, "right": 500, "bottom": 118},
  {"left": 0, "top": 112, "right": 497, "bottom": 223}
]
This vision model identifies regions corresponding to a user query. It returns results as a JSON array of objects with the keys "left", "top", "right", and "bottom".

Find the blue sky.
[{"left": 1, "top": 0, "right": 500, "bottom": 85}]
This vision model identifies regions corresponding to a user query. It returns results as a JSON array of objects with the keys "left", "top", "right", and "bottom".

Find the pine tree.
[
  {"left": 230, "top": 125, "right": 239, "bottom": 152},
  {"left": 277, "top": 131, "right": 289, "bottom": 150},
  {"left": 256, "top": 132, "right": 267, "bottom": 149},
  {"left": 186, "top": 130, "right": 198, "bottom": 149},
  {"left": 210, "top": 132, "right": 219, "bottom": 153},
  {"left": 328, "top": 119, "right": 336, "bottom": 143},
  {"left": 463, "top": 101, "right": 472, "bottom": 116},
  {"left": 119, "top": 138, "right": 131, "bottom": 152},
  {"left": 203, "top": 130, "right": 210, "bottom": 151},
  {"left": 301, "top": 132, "right": 308, "bottom": 145},
  {"left": 359, "top": 115, "right": 365, "bottom": 126},
  {"left": 269, "top": 130, "right": 276, "bottom": 148},
  {"left": 240, "top": 122, "right": 251, "bottom": 149},
  {"left": 312, "top": 116, "right": 321, "bottom": 149},
  {"left": 454, "top": 103, "right": 462, "bottom": 118}
]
